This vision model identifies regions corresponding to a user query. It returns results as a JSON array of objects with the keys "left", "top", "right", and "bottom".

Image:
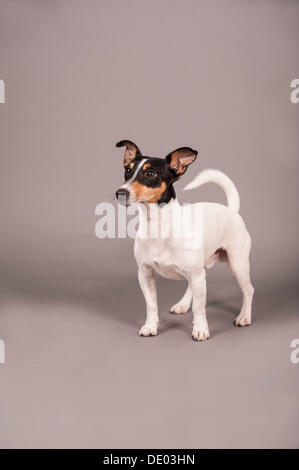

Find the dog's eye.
[
  {"left": 125, "top": 167, "right": 132, "bottom": 174},
  {"left": 145, "top": 169, "right": 157, "bottom": 178}
]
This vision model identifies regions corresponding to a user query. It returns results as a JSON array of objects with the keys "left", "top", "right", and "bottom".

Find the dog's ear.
[
  {"left": 116, "top": 140, "right": 142, "bottom": 166},
  {"left": 165, "top": 147, "right": 198, "bottom": 175}
]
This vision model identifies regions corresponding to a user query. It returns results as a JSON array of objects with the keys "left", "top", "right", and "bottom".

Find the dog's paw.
[
  {"left": 191, "top": 326, "right": 210, "bottom": 341},
  {"left": 170, "top": 302, "right": 189, "bottom": 315},
  {"left": 139, "top": 324, "right": 158, "bottom": 337},
  {"left": 234, "top": 313, "right": 251, "bottom": 327}
]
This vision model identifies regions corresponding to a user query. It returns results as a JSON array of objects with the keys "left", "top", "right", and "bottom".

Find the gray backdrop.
[{"left": 0, "top": 0, "right": 298, "bottom": 448}]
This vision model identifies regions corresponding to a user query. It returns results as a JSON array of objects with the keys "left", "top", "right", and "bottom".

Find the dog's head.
[{"left": 115, "top": 140, "right": 198, "bottom": 206}]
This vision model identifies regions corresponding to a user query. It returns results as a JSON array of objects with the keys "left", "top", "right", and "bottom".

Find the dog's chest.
[{"left": 135, "top": 238, "right": 190, "bottom": 280}]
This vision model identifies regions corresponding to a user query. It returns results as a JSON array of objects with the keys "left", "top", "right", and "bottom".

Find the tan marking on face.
[
  {"left": 131, "top": 181, "right": 167, "bottom": 203},
  {"left": 143, "top": 163, "right": 150, "bottom": 170}
]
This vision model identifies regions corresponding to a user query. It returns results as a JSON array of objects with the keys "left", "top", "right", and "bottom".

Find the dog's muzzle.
[{"left": 115, "top": 188, "right": 130, "bottom": 206}]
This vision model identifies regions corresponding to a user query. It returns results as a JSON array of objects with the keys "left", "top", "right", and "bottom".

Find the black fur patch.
[
  {"left": 127, "top": 157, "right": 177, "bottom": 204},
  {"left": 117, "top": 140, "right": 197, "bottom": 205}
]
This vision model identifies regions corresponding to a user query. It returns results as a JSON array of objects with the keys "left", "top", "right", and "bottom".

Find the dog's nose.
[{"left": 115, "top": 188, "right": 129, "bottom": 205}]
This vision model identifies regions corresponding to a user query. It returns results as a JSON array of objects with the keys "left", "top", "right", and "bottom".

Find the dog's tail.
[{"left": 183, "top": 169, "right": 240, "bottom": 213}]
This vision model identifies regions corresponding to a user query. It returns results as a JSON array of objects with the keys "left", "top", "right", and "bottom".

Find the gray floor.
[{"left": 1, "top": 269, "right": 298, "bottom": 449}]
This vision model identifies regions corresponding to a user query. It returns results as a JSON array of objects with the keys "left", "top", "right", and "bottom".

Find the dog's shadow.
[
  {"left": 5, "top": 273, "right": 239, "bottom": 334},
  {"left": 5, "top": 272, "right": 295, "bottom": 338},
  {"left": 8, "top": 273, "right": 144, "bottom": 329}
]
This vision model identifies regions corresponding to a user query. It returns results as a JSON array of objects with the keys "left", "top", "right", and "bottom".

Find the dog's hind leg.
[
  {"left": 227, "top": 235, "right": 254, "bottom": 327},
  {"left": 170, "top": 285, "right": 192, "bottom": 314}
]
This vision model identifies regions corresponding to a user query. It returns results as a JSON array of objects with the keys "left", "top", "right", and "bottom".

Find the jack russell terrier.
[{"left": 115, "top": 140, "right": 254, "bottom": 341}]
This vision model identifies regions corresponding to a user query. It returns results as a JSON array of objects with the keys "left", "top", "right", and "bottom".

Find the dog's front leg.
[
  {"left": 138, "top": 265, "right": 159, "bottom": 337},
  {"left": 190, "top": 269, "right": 210, "bottom": 341}
]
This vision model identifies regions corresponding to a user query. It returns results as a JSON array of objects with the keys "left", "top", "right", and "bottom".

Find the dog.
[{"left": 115, "top": 140, "right": 254, "bottom": 341}]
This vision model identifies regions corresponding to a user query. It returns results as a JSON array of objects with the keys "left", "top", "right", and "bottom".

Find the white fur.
[{"left": 134, "top": 169, "right": 254, "bottom": 341}]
